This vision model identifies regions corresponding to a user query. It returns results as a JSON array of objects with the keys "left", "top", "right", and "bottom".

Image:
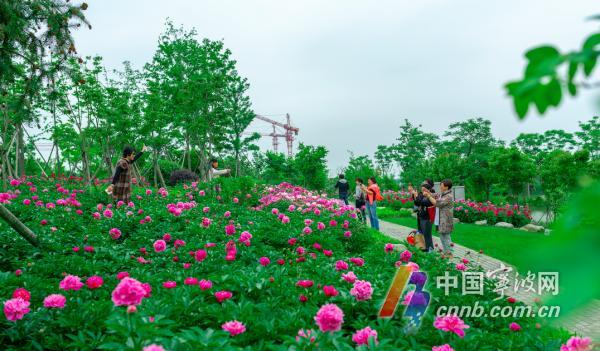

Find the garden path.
[{"left": 376, "top": 219, "right": 600, "bottom": 343}]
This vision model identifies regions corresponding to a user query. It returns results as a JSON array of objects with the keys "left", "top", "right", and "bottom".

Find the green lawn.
[{"left": 381, "top": 215, "right": 549, "bottom": 273}]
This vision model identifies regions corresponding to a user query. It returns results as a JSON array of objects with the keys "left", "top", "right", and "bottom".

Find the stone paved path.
[{"left": 376, "top": 219, "right": 600, "bottom": 343}]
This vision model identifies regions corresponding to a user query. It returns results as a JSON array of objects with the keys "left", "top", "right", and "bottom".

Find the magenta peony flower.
[
  {"left": 400, "top": 250, "right": 412, "bottom": 262},
  {"left": 296, "top": 280, "right": 314, "bottom": 288},
  {"left": 162, "top": 281, "right": 177, "bottom": 289},
  {"left": 225, "top": 224, "right": 236, "bottom": 235},
  {"left": 314, "top": 303, "right": 344, "bottom": 332},
  {"left": 323, "top": 285, "right": 339, "bottom": 297},
  {"left": 560, "top": 336, "right": 592, "bottom": 351},
  {"left": 352, "top": 326, "right": 378, "bottom": 345},
  {"left": 153, "top": 239, "right": 167, "bottom": 252},
  {"left": 215, "top": 290, "right": 233, "bottom": 303},
  {"left": 117, "top": 272, "right": 129, "bottom": 280},
  {"left": 43, "top": 294, "right": 66, "bottom": 308},
  {"left": 434, "top": 315, "right": 470, "bottom": 338},
  {"left": 384, "top": 243, "right": 394, "bottom": 253},
  {"left": 343, "top": 231, "right": 352, "bottom": 237},
  {"left": 174, "top": 239, "right": 186, "bottom": 248},
  {"left": 109, "top": 228, "right": 121, "bottom": 240},
  {"left": 335, "top": 260, "right": 349, "bottom": 271},
  {"left": 455, "top": 263, "right": 466, "bottom": 271},
  {"left": 350, "top": 280, "right": 373, "bottom": 301},
  {"left": 184, "top": 277, "right": 199, "bottom": 285},
  {"left": 349, "top": 257, "right": 364, "bottom": 266},
  {"left": 12, "top": 288, "right": 30, "bottom": 301},
  {"left": 103, "top": 209, "right": 113, "bottom": 218},
  {"left": 194, "top": 249, "right": 207, "bottom": 262},
  {"left": 509, "top": 322, "right": 521, "bottom": 331},
  {"left": 86, "top": 275, "right": 104, "bottom": 289},
  {"left": 432, "top": 344, "right": 455, "bottom": 351},
  {"left": 3, "top": 298, "right": 30, "bottom": 321},
  {"left": 259, "top": 257, "right": 270, "bottom": 266},
  {"left": 162, "top": 233, "right": 172, "bottom": 242},
  {"left": 59, "top": 275, "right": 84, "bottom": 291},
  {"left": 222, "top": 320, "right": 246, "bottom": 336},
  {"left": 323, "top": 249, "right": 333, "bottom": 257},
  {"left": 111, "top": 277, "right": 147, "bottom": 306},
  {"left": 143, "top": 344, "right": 166, "bottom": 351},
  {"left": 317, "top": 222, "right": 325, "bottom": 230},
  {"left": 199, "top": 279, "right": 213, "bottom": 290}
]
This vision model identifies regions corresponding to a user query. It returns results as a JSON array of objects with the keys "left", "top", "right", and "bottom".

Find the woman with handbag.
[
  {"left": 412, "top": 182, "right": 435, "bottom": 252},
  {"left": 354, "top": 178, "right": 367, "bottom": 223}
]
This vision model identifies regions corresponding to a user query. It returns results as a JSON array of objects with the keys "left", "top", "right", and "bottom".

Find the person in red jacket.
[{"left": 364, "top": 177, "right": 383, "bottom": 230}]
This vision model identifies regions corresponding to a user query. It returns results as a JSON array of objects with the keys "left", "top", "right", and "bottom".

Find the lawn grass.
[{"left": 381, "top": 216, "right": 549, "bottom": 273}]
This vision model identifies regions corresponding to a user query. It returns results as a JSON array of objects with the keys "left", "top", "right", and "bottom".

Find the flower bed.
[
  {"left": 0, "top": 178, "right": 576, "bottom": 350},
  {"left": 380, "top": 191, "right": 532, "bottom": 227}
]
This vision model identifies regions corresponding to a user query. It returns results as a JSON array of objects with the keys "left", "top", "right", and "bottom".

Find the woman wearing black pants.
[{"left": 412, "top": 183, "right": 434, "bottom": 252}]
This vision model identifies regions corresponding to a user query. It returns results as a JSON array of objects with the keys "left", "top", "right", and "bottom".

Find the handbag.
[
  {"left": 414, "top": 232, "right": 426, "bottom": 250},
  {"left": 427, "top": 206, "right": 436, "bottom": 222}
]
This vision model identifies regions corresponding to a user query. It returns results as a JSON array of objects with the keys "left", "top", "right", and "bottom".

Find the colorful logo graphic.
[{"left": 378, "top": 266, "right": 431, "bottom": 331}]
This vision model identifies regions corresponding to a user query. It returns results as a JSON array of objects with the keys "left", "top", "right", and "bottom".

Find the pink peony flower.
[
  {"left": 455, "top": 263, "right": 466, "bottom": 271},
  {"left": 384, "top": 243, "right": 394, "bottom": 253},
  {"left": 143, "top": 345, "right": 166, "bottom": 351},
  {"left": 162, "top": 233, "right": 172, "bottom": 242},
  {"left": 43, "top": 294, "right": 66, "bottom": 308},
  {"left": 86, "top": 275, "right": 104, "bottom": 289},
  {"left": 111, "top": 277, "right": 147, "bottom": 306},
  {"left": 560, "top": 336, "right": 592, "bottom": 351},
  {"left": 199, "top": 279, "right": 213, "bottom": 290},
  {"left": 296, "top": 329, "right": 316, "bottom": 343},
  {"left": 323, "top": 249, "right": 333, "bottom": 257},
  {"left": 509, "top": 322, "right": 521, "bottom": 331},
  {"left": 335, "top": 260, "right": 349, "bottom": 271},
  {"left": 117, "top": 272, "right": 129, "bottom": 280},
  {"left": 342, "top": 271, "right": 357, "bottom": 283},
  {"left": 259, "top": 257, "right": 270, "bottom": 266},
  {"left": 400, "top": 250, "right": 412, "bottom": 262},
  {"left": 109, "top": 228, "right": 121, "bottom": 240},
  {"left": 433, "top": 315, "right": 470, "bottom": 338},
  {"left": 225, "top": 224, "right": 236, "bottom": 235},
  {"left": 352, "top": 326, "right": 378, "bottom": 345},
  {"left": 350, "top": 280, "right": 373, "bottom": 301},
  {"left": 401, "top": 290, "right": 415, "bottom": 305},
  {"left": 59, "top": 275, "right": 84, "bottom": 291},
  {"left": 103, "top": 209, "right": 113, "bottom": 218},
  {"left": 3, "top": 298, "right": 30, "bottom": 321},
  {"left": 222, "top": 320, "right": 246, "bottom": 336},
  {"left": 153, "top": 240, "right": 167, "bottom": 252},
  {"left": 12, "top": 288, "right": 30, "bottom": 301},
  {"left": 215, "top": 290, "right": 233, "bottom": 303},
  {"left": 406, "top": 262, "right": 420, "bottom": 272},
  {"left": 349, "top": 257, "right": 364, "bottom": 266},
  {"left": 432, "top": 344, "right": 455, "bottom": 351},
  {"left": 314, "top": 303, "right": 344, "bottom": 332}
]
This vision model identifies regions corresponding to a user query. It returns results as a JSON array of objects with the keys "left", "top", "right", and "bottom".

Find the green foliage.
[
  {"left": 505, "top": 17, "right": 600, "bottom": 118},
  {"left": 292, "top": 144, "right": 329, "bottom": 191}
]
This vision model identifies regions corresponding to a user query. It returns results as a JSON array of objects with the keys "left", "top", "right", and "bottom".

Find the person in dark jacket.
[
  {"left": 335, "top": 174, "right": 350, "bottom": 205},
  {"left": 411, "top": 182, "right": 435, "bottom": 252},
  {"left": 107, "top": 145, "right": 147, "bottom": 202}
]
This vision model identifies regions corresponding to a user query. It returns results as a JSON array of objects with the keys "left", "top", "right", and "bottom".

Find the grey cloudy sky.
[{"left": 73, "top": 0, "right": 600, "bottom": 174}]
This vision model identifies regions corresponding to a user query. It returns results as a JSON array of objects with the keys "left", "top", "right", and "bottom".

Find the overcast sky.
[{"left": 72, "top": 0, "right": 600, "bottom": 174}]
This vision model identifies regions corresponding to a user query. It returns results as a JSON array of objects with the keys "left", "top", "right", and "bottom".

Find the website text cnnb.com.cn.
[{"left": 435, "top": 301, "right": 560, "bottom": 319}]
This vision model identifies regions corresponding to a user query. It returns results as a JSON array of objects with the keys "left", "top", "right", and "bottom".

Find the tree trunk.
[
  {"left": 0, "top": 204, "right": 40, "bottom": 247},
  {"left": 16, "top": 124, "right": 25, "bottom": 177}
]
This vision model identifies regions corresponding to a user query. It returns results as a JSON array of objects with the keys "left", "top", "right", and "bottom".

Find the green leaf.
[
  {"left": 546, "top": 78, "right": 562, "bottom": 107},
  {"left": 525, "top": 45, "right": 560, "bottom": 64},
  {"left": 513, "top": 95, "right": 530, "bottom": 119}
]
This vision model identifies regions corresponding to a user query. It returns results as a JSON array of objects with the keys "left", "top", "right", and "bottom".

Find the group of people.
[
  {"left": 335, "top": 174, "right": 383, "bottom": 230},
  {"left": 410, "top": 178, "right": 455, "bottom": 258},
  {"left": 335, "top": 174, "right": 455, "bottom": 258}
]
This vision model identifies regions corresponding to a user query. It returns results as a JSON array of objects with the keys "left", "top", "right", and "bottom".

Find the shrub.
[{"left": 168, "top": 169, "right": 199, "bottom": 186}]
